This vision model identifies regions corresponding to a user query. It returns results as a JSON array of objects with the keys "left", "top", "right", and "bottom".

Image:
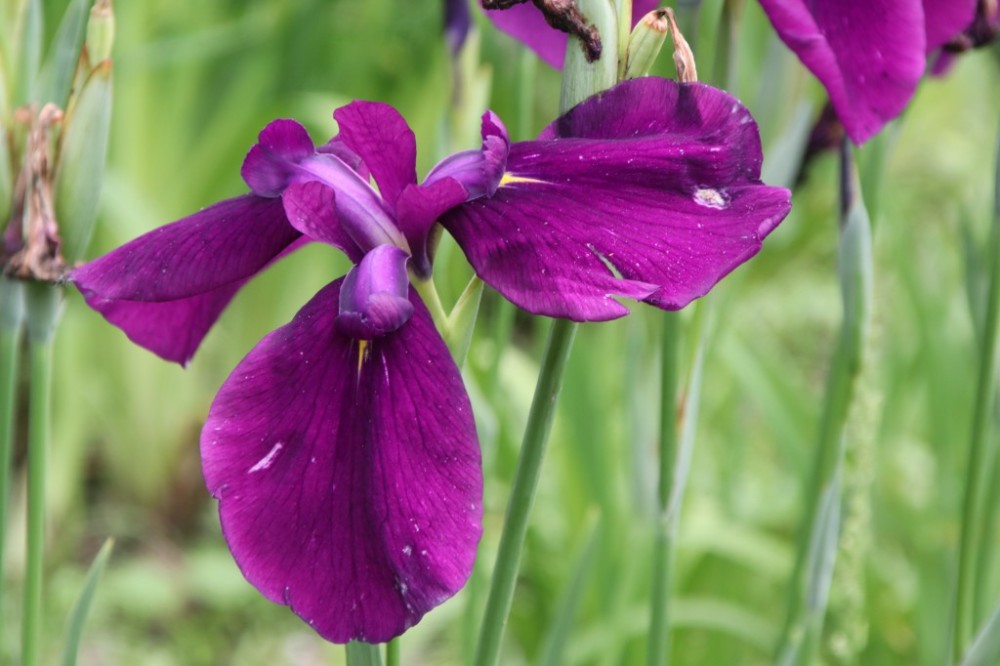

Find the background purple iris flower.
[
  {"left": 757, "top": 0, "right": 978, "bottom": 143},
  {"left": 482, "top": 0, "right": 661, "bottom": 68},
  {"left": 70, "top": 76, "right": 789, "bottom": 642}
]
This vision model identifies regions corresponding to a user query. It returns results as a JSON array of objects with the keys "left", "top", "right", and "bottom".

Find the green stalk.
[
  {"left": 21, "top": 282, "right": 61, "bottom": 666},
  {"left": 953, "top": 116, "right": 1000, "bottom": 661},
  {"left": 384, "top": 639, "right": 399, "bottom": 666},
  {"left": 774, "top": 141, "right": 872, "bottom": 665},
  {"left": 647, "top": 312, "right": 680, "bottom": 666},
  {"left": 474, "top": 318, "right": 577, "bottom": 666},
  {"left": 345, "top": 641, "right": 383, "bottom": 666},
  {"left": 0, "top": 277, "right": 25, "bottom": 647}
]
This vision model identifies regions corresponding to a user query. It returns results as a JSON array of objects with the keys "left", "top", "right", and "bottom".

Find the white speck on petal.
[
  {"left": 693, "top": 187, "right": 728, "bottom": 209},
  {"left": 402, "top": 545, "right": 413, "bottom": 556},
  {"left": 249, "top": 442, "right": 284, "bottom": 473}
]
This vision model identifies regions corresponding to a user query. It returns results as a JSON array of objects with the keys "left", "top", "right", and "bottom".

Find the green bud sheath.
[
  {"left": 560, "top": 0, "right": 618, "bottom": 111},
  {"left": 54, "top": 59, "right": 111, "bottom": 263},
  {"left": 622, "top": 9, "right": 669, "bottom": 80},
  {"left": 86, "top": 0, "right": 114, "bottom": 67}
]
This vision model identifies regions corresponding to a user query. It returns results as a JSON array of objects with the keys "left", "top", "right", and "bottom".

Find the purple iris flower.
[
  {"left": 70, "top": 77, "right": 790, "bottom": 642},
  {"left": 757, "top": 0, "right": 978, "bottom": 143},
  {"left": 482, "top": 0, "right": 661, "bottom": 68}
]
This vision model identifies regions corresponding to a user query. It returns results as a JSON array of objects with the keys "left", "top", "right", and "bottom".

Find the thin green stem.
[
  {"left": 648, "top": 312, "right": 680, "bottom": 666},
  {"left": 22, "top": 283, "right": 60, "bottom": 666},
  {"left": 953, "top": 116, "right": 1000, "bottom": 662},
  {"left": 384, "top": 639, "right": 399, "bottom": 666},
  {"left": 344, "top": 641, "right": 383, "bottom": 666},
  {"left": 474, "top": 318, "right": 577, "bottom": 666},
  {"left": 0, "top": 278, "right": 25, "bottom": 651}
]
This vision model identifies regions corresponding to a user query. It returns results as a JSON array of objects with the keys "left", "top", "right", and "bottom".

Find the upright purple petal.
[
  {"left": 394, "top": 178, "right": 469, "bottom": 277},
  {"left": 482, "top": 0, "right": 660, "bottom": 69},
  {"left": 70, "top": 196, "right": 301, "bottom": 365},
  {"left": 281, "top": 181, "right": 362, "bottom": 261},
  {"left": 202, "top": 280, "right": 482, "bottom": 643},
  {"left": 242, "top": 119, "right": 316, "bottom": 197},
  {"left": 924, "top": 0, "right": 978, "bottom": 52},
  {"left": 334, "top": 102, "right": 418, "bottom": 208},
  {"left": 336, "top": 245, "right": 414, "bottom": 339},
  {"left": 441, "top": 78, "right": 791, "bottom": 320},
  {"left": 425, "top": 111, "right": 510, "bottom": 200},
  {"left": 758, "top": 0, "right": 925, "bottom": 143}
]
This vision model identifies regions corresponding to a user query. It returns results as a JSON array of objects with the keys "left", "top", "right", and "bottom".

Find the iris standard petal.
[
  {"left": 394, "top": 178, "right": 469, "bottom": 277},
  {"left": 242, "top": 119, "right": 316, "bottom": 197},
  {"left": 70, "top": 195, "right": 301, "bottom": 365},
  {"left": 336, "top": 245, "right": 414, "bottom": 339},
  {"left": 333, "top": 101, "right": 418, "bottom": 208},
  {"left": 441, "top": 78, "right": 791, "bottom": 320},
  {"left": 201, "top": 279, "right": 482, "bottom": 644},
  {"left": 483, "top": 0, "right": 660, "bottom": 69},
  {"left": 425, "top": 111, "right": 510, "bottom": 200},
  {"left": 757, "top": 0, "right": 925, "bottom": 144}
]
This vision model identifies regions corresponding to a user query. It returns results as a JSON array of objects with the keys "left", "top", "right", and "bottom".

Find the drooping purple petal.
[
  {"left": 482, "top": 0, "right": 660, "bottom": 69},
  {"left": 70, "top": 196, "right": 301, "bottom": 365},
  {"left": 924, "top": 0, "right": 978, "bottom": 52},
  {"left": 242, "top": 119, "right": 316, "bottom": 197},
  {"left": 446, "top": 0, "right": 472, "bottom": 55},
  {"left": 201, "top": 279, "right": 481, "bottom": 644},
  {"left": 336, "top": 245, "right": 414, "bottom": 339},
  {"left": 757, "top": 0, "right": 925, "bottom": 144},
  {"left": 441, "top": 78, "right": 791, "bottom": 320},
  {"left": 333, "top": 102, "right": 418, "bottom": 208}
]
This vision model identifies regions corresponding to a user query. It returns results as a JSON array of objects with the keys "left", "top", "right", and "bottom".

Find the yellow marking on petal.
[
  {"left": 499, "top": 173, "right": 547, "bottom": 187},
  {"left": 357, "top": 340, "right": 369, "bottom": 378}
]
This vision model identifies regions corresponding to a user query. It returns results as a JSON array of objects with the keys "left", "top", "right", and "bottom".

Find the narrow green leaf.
[
  {"left": 445, "top": 275, "right": 484, "bottom": 368},
  {"left": 60, "top": 538, "right": 114, "bottom": 666},
  {"left": 14, "top": 0, "right": 43, "bottom": 106},
  {"left": 537, "top": 514, "right": 602, "bottom": 666},
  {"left": 962, "top": 600, "right": 1000, "bottom": 666},
  {"left": 54, "top": 60, "right": 112, "bottom": 263},
  {"left": 39, "top": 0, "right": 91, "bottom": 108}
]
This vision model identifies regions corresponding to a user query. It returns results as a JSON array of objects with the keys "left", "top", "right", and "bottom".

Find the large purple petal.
[
  {"left": 333, "top": 102, "right": 417, "bottom": 208},
  {"left": 482, "top": 0, "right": 660, "bottom": 69},
  {"left": 70, "top": 196, "right": 301, "bottom": 365},
  {"left": 201, "top": 280, "right": 481, "bottom": 643},
  {"left": 923, "top": 0, "right": 978, "bottom": 52},
  {"left": 758, "top": 0, "right": 925, "bottom": 143},
  {"left": 441, "top": 78, "right": 791, "bottom": 320}
]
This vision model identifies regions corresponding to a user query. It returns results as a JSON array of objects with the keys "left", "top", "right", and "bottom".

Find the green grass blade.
[{"left": 60, "top": 538, "right": 114, "bottom": 666}]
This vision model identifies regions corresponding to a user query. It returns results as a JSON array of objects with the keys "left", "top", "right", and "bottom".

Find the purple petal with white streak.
[
  {"left": 334, "top": 101, "right": 417, "bottom": 208},
  {"left": 202, "top": 280, "right": 481, "bottom": 643},
  {"left": 757, "top": 0, "right": 925, "bottom": 143},
  {"left": 441, "top": 78, "right": 791, "bottom": 320},
  {"left": 70, "top": 196, "right": 301, "bottom": 365}
]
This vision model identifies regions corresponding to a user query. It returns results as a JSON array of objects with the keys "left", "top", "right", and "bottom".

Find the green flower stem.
[
  {"left": 384, "top": 638, "right": 399, "bottom": 666},
  {"left": 0, "top": 277, "right": 25, "bottom": 648},
  {"left": 647, "top": 311, "right": 681, "bottom": 666},
  {"left": 711, "top": 0, "right": 745, "bottom": 93},
  {"left": 345, "top": 641, "right": 383, "bottom": 666},
  {"left": 21, "top": 282, "right": 61, "bottom": 666},
  {"left": 775, "top": 141, "right": 872, "bottom": 665},
  {"left": 473, "top": 318, "right": 578, "bottom": 666},
  {"left": 953, "top": 117, "right": 1000, "bottom": 661}
]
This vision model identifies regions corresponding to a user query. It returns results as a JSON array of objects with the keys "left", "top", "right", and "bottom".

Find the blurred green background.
[{"left": 2, "top": 0, "right": 1000, "bottom": 664}]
